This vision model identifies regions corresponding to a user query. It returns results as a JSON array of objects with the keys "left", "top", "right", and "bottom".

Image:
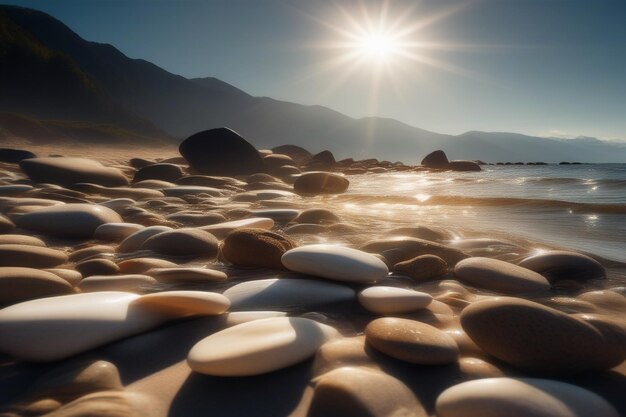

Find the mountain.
[{"left": 1, "top": 5, "right": 625, "bottom": 163}]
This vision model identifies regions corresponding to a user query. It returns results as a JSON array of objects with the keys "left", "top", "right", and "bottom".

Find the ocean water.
[{"left": 336, "top": 164, "right": 626, "bottom": 263}]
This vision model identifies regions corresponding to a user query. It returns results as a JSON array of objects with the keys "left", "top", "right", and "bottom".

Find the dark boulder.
[
  {"left": 179, "top": 128, "right": 264, "bottom": 176},
  {"left": 0, "top": 148, "right": 36, "bottom": 163},
  {"left": 293, "top": 172, "right": 349, "bottom": 195},
  {"left": 306, "top": 150, "right": 336, "bottom": 170},
  {"left": 421, "top": 150, "right": 449, "bottom": 169},
  {"left": 133, "top": 163, "right": 184, "bottom": 183},
  {"left": 448, "top": 160, "right": 482, "bottom": 172}
]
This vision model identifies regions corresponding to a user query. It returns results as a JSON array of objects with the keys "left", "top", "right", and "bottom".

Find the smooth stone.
[
  {"left": 0, "top": 213, "right": 15, "bottom": 232},
  {"left": 99, "top": 198, "right": 137, "bottom": 209},
  {"left": 293, "top": 208, "right": 340, "bottom": 224},
  {"left": 436, "top": 377, "right": 619, "bottom": 417},
  {"left": 0, "top": 267, "right": 74, "bottom": 305},
  {"left": 358, "top": 286, "right": 433, "bottom": 314},
  {"left": 282, "top": 244, "right": 389, "bottom": 283},
  {"left": 176, "top": 175, "right": 245, "bottom": 188},
  {"left": 448, "top": 160, "right": 482, "bottom": 171},
  {"left": 132, "top": 179, "right": 176, "bottom": 189},
  {"left": 518, "top": 250, "right": 606, "bottom": 281},
  {"left": 0, "top": 234, "right": 46, "bottom": 246},
  {"left": 199, "top": 217, "right": 274, "bottom": 239},
  {"left": 133, "top": 291, "right": 230, "bottom": 317},
  {"left": 284, "top": 223, "right": 329, "bottom": 235},
  {"left": 68, "top": 245, "right": 115, "bottom": 262},
  {"left": 0, "top": 184, "right": 34, "bottom": 197},
  {"left": 0, "top": 292, "right": 168, "bottom": 361},
  {"left": 393, "top": 254, "right": 448, "bottom": 281},
  {"left": 140, "top": 228, "right": 219, "bottom": 257},
  {"left": 0, "top": 196, "right": 64, "bottom": 211},
  {"left": 161, "top": 185, "right": 222, "bottom": 197},
  {"left": 223, "top": 311, "right": 287, "bottom": 326},
  {"left": 20, "top": 157, "right": 129, "bottom": 186},
  {"left": 250, "top": 208, "right": 300, "bottom": 222},
  {"left": 454, "top": 257, "right": 551, "bottom": 294},
  {"left": 309, "top": 367, "right": 427, "bottom": 417},
  {"left": 86, "top": 185, "right": 164, "bottom": 200},
  {"left": 387, "top": 226, "right": 451, "bottom": 242},
  {"left": 117, "top": 258, "right": 179, "bottom": 274},
  {"left": 117, "top": 226, "right": 173, "bottom": 252},
  {"left": 26, "top": 360, "right": 123, "bottom": 403},
  {"left": 94, "top": 223, "right": 145, "bottom": 241},
  {"left": 133, "top": 163, "right": 184, "bottom": 183},
  {"left": 39, "top": 391, "right": 146, "bottom": 417},
  {"left": 78, "top": 274, "right": 157, "bottom": 292},
  {"left": 577, "top": 290, "right": 626, "bottom": 313},
  {"left": 365, "top": 317, "right": 459, "bottom": 364},
  {"left": 460, "top": 297, "right": 626, "bottom": 373},
  {"left": 76, "top": 258, "right": 120, "bottom": 277},
  {"left": 360, "top": 237, "right": 469, "bottom": 265},
  {"left": 14, "top": 203, "right": 123, "bottom": 238},
  {"left": 293, "top": 172, "right": 349, "bottom": 195},
  {"left": 0, "top": 244, "right": 68, "bottom": 268},
  {"left": 165, "top": 212, "right": 226, "bottom": 226},
  {"left": 147, "top": 267, "right": 227, "bottom": 283},
  {"left": 187, "top": 317, "right": 339, "bottom": 376},
  {"left": 179, "top": 127, "right": 265, "bottom": 175},
  {"left": 223, "top": 278, "right": 355, "bottom": 310},
  {"left": 221, "top": 228, "right": 296, "bottom": 269},
  {"left": 253, "top": 189, "right": 297, "bottom": 200},
  {"left": 313, "top": 336, "right": 377, "bottom": 376},
  {"left": 46, "top": 268, "right": 83, "bottom": 286}
]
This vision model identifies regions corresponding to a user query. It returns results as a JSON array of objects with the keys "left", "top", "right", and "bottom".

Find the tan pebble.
[{"left": 117, "top": 258, "right": 179, "bottom": 274}]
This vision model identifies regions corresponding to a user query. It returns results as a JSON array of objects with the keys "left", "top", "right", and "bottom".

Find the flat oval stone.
[
  {"left": 0, "top": 214, "right": 14, "bottom": 233},
  {"left": 293, "top": 172, "right": 349, "bottom": 195},
  {"left": 436, "top": 377, "right": 619, "bottom": 417},
  {"left": 393, "top": 254, "right": 448, "bottom": 281},
  {"left": 518, "top": 250, "right": 606, "bottom": 282},
  {"left": 161, "top": 185, "right": 222, "bottom": 197},
  {"left": 133, "top": 291, "right": 230, "bottom": 317},
  {"left": 454, "top": 257, "right": 551, "bottom": 294},
  {"left": 187, "top": 317, "right": 339, "bottom": 376},
  {"left": 223, "top": 311, "right": 287, "bottom": 326},
  {"left": 199, "top": 217, "right": 274, "bottom": 239},
  {"left": 147, "top": 267, "right": 227, "bottom": 283},
  {"left": 0, "top": 234, "right": 46, "bottom": 246},
  {"left": 45, "top": 268, "right": 83, "bottom": 286},
  {"left": 117, "top": 226, "right": 173, "bottom": 252},
  {"left": 309, "top": 367, "right": 427, "bottom": 417},
  {"left": 94, "top": 223, "right": 145, "bottom": 241},
  {"left": 358, "top": 286, "right": 432, "bottom": 314},
  {"left": 223, "top": 278, "right": 355, "bottom": 310},
  {"left": 14, "top": 203, "right": 123, "bottom": 239},
  {"left": 365, "top": 317, "right": 459, "bottom": 364},
  {"left": 20, "top": 157, "right": 129, "bottom": 186},
  {"left": 140, "top": 228, "right": 219, "bottom": 257},
  {"left": 250, "top": 209, "right": 300, "bottom": 222},
  {"left": 360, "top": 237, "right": 468, "bottom": 266},
  {"left": 0, "top": 244, "right": 68, "bottom": 268},
  {"left": 0, "top": 267, "right": 74, "bottom": 305},
  {"left": 221, "top": 228, "right": 296, "bottom": 269},
  {"left": 77, "top": 274, "right": 157, "bottom": 292},
  {"left": 282, "top": 244, "right": 389, "bottom": 283},
  {"left": 117, "top": 258, "right": 178, "bottom": 274},
  {"left": 460, "top": 297, "right": 626, "bottom": 373},
  {"left": 0, "top": 292, "right": 168, "bottom": 361}
]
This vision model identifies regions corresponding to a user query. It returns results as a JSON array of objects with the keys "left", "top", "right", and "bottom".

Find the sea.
[{"left": 334, "top": 163, "right": 626, "bottom": 264}]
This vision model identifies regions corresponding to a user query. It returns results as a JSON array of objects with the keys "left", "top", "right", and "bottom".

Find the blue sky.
[{"left": 6, "top": 0, "right": 626, "bottom": 140}]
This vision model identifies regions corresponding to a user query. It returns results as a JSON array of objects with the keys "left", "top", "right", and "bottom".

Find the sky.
[{"left": 5, "top": 0, "right": 626, "bottom": 140}]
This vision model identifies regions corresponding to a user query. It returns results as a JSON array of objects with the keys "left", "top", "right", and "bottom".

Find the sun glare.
[{"left": 354, "top": 32, "right": 400, "bottom": 59}]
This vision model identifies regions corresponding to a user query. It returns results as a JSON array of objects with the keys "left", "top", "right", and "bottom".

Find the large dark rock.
[
  {"left": 421, "top": 150, "right": 449, "bottom": 169},
  {"left": 0, "top": 148, "right": 36, "bottom": 163},
  {"left": 448, "top": 160, "right": 482, "bottom": 172},
  {"left": 179, "top": 128, "right": 264, "bottom": 176},
  {"left": 306, "top": 150, "right": 336, "bottom": 170}
]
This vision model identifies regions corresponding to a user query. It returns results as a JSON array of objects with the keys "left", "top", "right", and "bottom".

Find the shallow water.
[{"left": 335, "top": 164, "right": 626, "bottom": 263}]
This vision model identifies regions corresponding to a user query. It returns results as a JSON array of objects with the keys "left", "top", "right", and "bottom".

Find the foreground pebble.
[
  {"left": 187, "top": 317, "right": 339, "bottom": 376},
  {"left": 221, "top": 228, "right": 296, "bottom": 269},
  {"left": 282, "top": 244, "right": 389, "bottom": 283},
  {"left": 436, "top": 377, "right": 619, "bottom": 417},
  {"left": 0, "top": 267, "right": 74, "bottom": 305},
  {"left": 518, "top": 250, "right": 606, "bottom": 282}
]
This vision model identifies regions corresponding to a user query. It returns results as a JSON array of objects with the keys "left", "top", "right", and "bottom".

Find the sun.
[{"left": 354, "top": 31, "right": 401, "bottom": 60}]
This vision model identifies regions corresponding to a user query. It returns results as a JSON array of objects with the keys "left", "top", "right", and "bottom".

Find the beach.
[{"left": 0, "top": 135, "right": 625, "bottom": 417}]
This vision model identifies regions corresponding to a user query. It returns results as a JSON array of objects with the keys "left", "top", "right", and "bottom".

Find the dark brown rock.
[
  {"left": 394, "top": 254, "right": 448, "bottom": 281},
  {"left": 421, "top": 150, "right": 449, "bottom": 169},
  {"left": 221, "top": 228, "right": 296, "bottom": 269},
  {"left": 76, "top": 258, "right": 120, "bottom": 277},
  {"left": 293, "top": 208, "right": 340, "bottom": 224},
  {"left": 293, "top": 172, "right": 349, "bottom": 195},
  {"left": 133, "top": 163, "right": 184, "bottom": 183}
]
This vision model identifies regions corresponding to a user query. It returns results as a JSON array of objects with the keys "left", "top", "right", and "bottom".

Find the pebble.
[
  {"left": 0, "top": 267, "right": 74, "bottom": 305},
  {"left": 293, "top": 172, "right": 349, "bottom": 195},
  {"left": 76, "top": 258, "right": 120, "bottom": 277},
  {"left": 0, "top": 234, "right": 46, "bottom": 246},
  {"left": 393, "top": 254, "right": 448, "bottom": 281},
  {"left": 140, "top": 228, "right": 219, "bottom": 258},
  {"left": 358, "top": 286, "right": 433, "bottom": 314},
  {"left": 133, "top": 163, "right": 184, "bottom": 183},
  {"left": 518, "top": 250, "right": 606, "bottom": 281},
  {"left": 365, "top": 317, "right": 459, "bottom": 364},
  {"left": 309, "top": 367, "right": 427, "bottom": 417},
  {"left": 161, "top": 185, "right": 222, "bottom": 197},
  {"left": 360, "top": 237, "right": 468, "bottom": 265},
  {"left": 0, "top": 213, "right": 15, "bottom": 232},
  {"left": 293, "top": 208, "right": 340, "bottom": 224},
  {"left": 117, "top": 226, "right": 173, "bottom": 252},
  {"left": 132, "top": 291, "right": 230, "bottom": 317},
  {"left": 14, "top": 203, "right": 123, "bottom": 239},
  {"left": 19, "top": 157, "right": 129, "bottom": 186},
  {"left": 147, "top": 267, "right": 227, "bottom": 283},
  {"left": 45, "top": 268, "right": 83, "bottom": 286},
  {"left": 117, "top": 258, "right": 179, "bottom": 274},
  {"left": 0, "top": 244, "right": 68, "bottom": 268},
  {"left": 0, "top": 292, "right": 168, "bottom": 361},
  {"left": 223, "top": 278, "right": 355, "bottom": 310},
  {"left": 187, "top": 317, "right": 339, "bottom": 376},
  {"left": 221, "top": 228, "right": 297, "bottom": 269},
  {"left": 282, "top": 244, "right": 389, "bottom": 283},
  {"left": 77, "top": 274, "right": 157, "bottom": 292},
  {"left": 436, "top": 377, "right": 619, "bottom": 417},
  {"left": 199, "top": 217, "right": 274, "bottom": 239},
  {"left": 460, "top": 296, "right": 626, "bottom": 373},
  {"left": 454, "top": 257, "right": 551, "bottom": 294},
  {"left": 94, "top": 223, "right": 145, "bottom": 241}
]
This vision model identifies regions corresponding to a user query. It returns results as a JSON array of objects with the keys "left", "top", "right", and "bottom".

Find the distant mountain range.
[{"left": 1, "top": 5, "right": 625, "bottom": 163}]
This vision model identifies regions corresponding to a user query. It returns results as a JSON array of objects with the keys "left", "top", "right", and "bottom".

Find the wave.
[{"left": 337, "top": 194, "right": 626, "bottom": 214}]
